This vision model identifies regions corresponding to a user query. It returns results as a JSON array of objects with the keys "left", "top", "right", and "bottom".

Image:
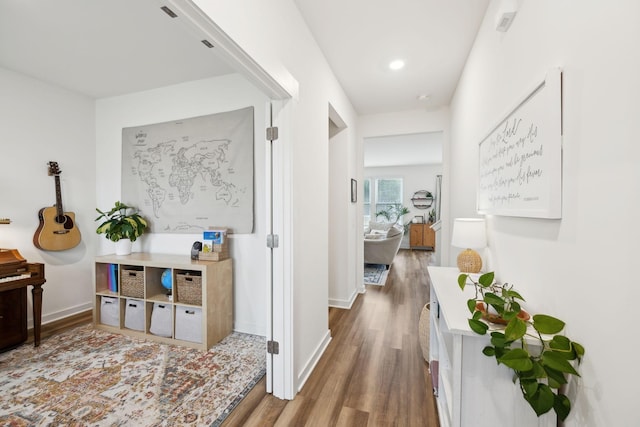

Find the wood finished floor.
[{"left": 223, "top": 249, "right": 439, "bottom": 427}]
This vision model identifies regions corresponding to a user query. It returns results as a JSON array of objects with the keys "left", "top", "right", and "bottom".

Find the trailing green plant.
[
  {"left": 95, "top": 201, "right": 148, "bottom": 242},
  {"left": 458, "top": 272, "right": 585, "bottom": 421}
]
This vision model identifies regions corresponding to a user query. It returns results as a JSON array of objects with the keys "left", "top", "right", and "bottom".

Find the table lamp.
[{"left": 451, "top": 218, "right": 486, "bottom": 273}]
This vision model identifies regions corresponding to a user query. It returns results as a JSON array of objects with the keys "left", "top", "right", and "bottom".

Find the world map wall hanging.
[{"left": 121, "top": 107, "right": 255, "bottom": 234}]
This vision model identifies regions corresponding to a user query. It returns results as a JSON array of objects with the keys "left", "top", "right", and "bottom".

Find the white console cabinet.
[{"left": 428, "top": 267, "right": 554, "bottom": 427}]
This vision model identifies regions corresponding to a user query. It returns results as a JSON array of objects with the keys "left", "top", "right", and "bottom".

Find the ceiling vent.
[{"left": 495, "top": 0, "right": 518, "bottom": 32}]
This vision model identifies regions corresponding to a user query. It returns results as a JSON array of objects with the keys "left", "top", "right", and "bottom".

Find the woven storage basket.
[
  {"left": 176, "top": 273, "right": 202, "bottom": 305},
  {"left": 121, "top": 269, "right": 144, "bottom": 298},
  {"left": 418, "top": 303, "right": 430, "bottom": 362}
]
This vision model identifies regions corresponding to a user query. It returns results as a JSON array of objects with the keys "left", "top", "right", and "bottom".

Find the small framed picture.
[
  {"left": 351, "top": 179, "right": 357, "bottom": 203},
  {"left": 413, "top": 215, "right": 424, "bottom": 224}
]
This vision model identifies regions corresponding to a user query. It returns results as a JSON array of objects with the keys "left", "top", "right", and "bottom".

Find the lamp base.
[{"left": 457, "top": 249, "right": 482, "bottom": 274}]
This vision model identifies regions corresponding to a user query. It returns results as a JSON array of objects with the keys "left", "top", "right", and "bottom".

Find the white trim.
[
  {"left": 271, "top": 99, "right": 296, "bottom": 399},
  {"left": 296, "top": 330, "right": 332, "bottom": 392},
  {"left": 32, "top": 303, "right": 93, "bottom": 329},
  {"left": 328, "top": 289, "right": 358, "bottom": 309},
  {"left": 157, "top": 0, "right": 292, "bottom": 100}
]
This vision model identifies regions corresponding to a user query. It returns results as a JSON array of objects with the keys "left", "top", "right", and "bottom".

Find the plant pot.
[
  {"left": 475, "top": 301, "right": 530, "bottom": 325},
  {"left": 115, "top": 238, "right": 132, "bottom": 256}
]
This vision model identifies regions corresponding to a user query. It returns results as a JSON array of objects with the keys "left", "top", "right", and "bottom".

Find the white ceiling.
[
  {"left": 293, "top": 0, "right": 490, "bottom": 115},
  {"left": 1, "top": 1, "right": 488, "bottom": 167},
  {"left": 0, "top": 0, "right": 235, "bottom": 98}
]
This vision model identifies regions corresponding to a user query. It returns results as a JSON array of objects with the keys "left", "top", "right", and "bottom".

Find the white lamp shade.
[{"left": 451, "top": 218, "right": 487, "bottom": 249}]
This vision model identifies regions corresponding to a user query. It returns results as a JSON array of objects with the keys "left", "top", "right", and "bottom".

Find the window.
[
  {"left": 363, "top": 177, "right": 403, "bottom": 225},
  {"left": 363, "top": 179, "right": 371, "bottom": 224}
]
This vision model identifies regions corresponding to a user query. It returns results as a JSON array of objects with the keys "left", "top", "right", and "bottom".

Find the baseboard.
[
  {"left": 27, "top": 308, "right": 93, "bottom": 343},
  {"left": 296, "top": 329, "right": 332, "bottom": 392},
  {"left": 28, "top": 302, "right": 94, "bottom": 329},
  {"left": 328, "top": 288, "right": 358, "bottom": 309},
  {"left": 233, "top": 321, "right": 266, "bottom": 337}
]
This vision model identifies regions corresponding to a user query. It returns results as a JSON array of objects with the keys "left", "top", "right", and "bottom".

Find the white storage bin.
[
  {"left": 175, "top": 306, "right": 202, "bottom": 343},
  {"left": 100, "top": 296, "right": 120, "bottom": 327},
  {"left": 149, "top": 303, "right": 172, "bottom": 338},
  {"left": 124, "top": 299, "right": 145, "bottom": 331}
]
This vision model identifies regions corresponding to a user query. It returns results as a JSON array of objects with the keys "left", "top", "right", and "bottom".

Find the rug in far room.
[{"left": 364, "top": 263, "right": 389, "bottom": 286}]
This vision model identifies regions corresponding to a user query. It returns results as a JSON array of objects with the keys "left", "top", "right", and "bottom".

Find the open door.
[{"left": 265, "top": 100, "right": 294, "bottom": 399}]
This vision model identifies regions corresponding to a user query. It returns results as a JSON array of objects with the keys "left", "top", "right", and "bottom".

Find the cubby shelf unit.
[{"left": 94, "top": 253, "right": 232, "bottom": 350}]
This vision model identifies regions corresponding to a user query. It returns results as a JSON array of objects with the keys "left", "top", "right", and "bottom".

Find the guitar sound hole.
[
  {"left": 55, "top": 215, "right": 74, "bottom": 230},
  {"left": 63, "top": 216, "right": 75, "bottom": 230}
]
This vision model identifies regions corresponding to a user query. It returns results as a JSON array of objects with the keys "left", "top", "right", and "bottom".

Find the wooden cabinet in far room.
[{"left": 410, "top": 223, "right": 435, "bottom": 250}]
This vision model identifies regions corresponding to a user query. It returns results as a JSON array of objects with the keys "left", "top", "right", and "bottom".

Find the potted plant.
[
  {"left": 375, "top": 203, "right": 411, "bottom": 232},
  {"left": 427, "top": 208, "right": 436, "bottom": 224},
  {"left": 95, "top": 201, "right": 148, "bottom": 255},
  {"left": 458, "top": 272, "right": 585, "bottom": 421}
]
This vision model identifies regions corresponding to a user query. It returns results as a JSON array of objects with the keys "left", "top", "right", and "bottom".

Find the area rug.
[
  {"left": 0, "top": 324, "right": 265, "bottom": 426},
  {"left": 364, "top": 263, "right": 389, "bottom": 286}
]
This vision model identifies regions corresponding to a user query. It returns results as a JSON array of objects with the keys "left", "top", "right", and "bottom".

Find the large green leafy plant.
[
  {"left": 375, "top": 203, "right": 410, "bottom": 224},
  {"left": 95, "top": 201, "right": 148, "bottom": 242},
  {"left": 458, "top": 272, "right": 585, "bottom": 421}
]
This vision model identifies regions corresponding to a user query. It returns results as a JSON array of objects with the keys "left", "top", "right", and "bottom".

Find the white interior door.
[{"left": 266, "top": 99, "right": 294, "bottom": 399}]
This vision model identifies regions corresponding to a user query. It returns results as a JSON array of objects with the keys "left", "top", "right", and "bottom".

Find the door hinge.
[
  {"left": 266, "top": 126, "right": 279, "bottom": 141},
  {"left": 267, "top": 340, "right": 279, "bottom": 355},
  {"left": 267, "top": 234, "right": 279, "bottom": 248}
]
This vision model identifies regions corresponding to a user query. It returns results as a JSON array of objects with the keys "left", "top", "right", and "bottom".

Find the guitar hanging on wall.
[{"left": 33, "top": 161, "right": 81, "bottom": 251}]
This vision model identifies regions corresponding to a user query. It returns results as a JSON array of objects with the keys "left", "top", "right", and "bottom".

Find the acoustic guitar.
[{"left": 33, "top": 161, "right": 81, "bottom": 251}]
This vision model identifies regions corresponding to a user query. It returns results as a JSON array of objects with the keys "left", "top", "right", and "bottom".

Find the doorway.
[{"left": 363, "top": 132, "right": 443, "bottom": 262}]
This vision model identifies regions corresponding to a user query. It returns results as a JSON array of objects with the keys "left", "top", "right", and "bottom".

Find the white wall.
[
  {"left": 0, "top": 67, "right": 96, "bottom": 325},
  {"left": 95, "top": 74, "right": 269, "bottom": 335},
  {"left": 329, "top": 124, "right": 357, "bottom": 309},
  {"left": 190, "top": 0, "right": 361, "bottom": 391},
  {"left": 449, "top": 1, "right": 640, "bottom": 425}
]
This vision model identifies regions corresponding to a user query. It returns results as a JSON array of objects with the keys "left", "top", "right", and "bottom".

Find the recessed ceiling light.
[
  {"left": 389, "top": 60, "right": 405, "bottom": 71},
  {"left": 417, "top": 94, "right": 431, "bottom": 101}
]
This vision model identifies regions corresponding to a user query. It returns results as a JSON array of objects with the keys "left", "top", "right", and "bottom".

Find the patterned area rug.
[
  {"left": 364, "top": 263, "right": 389, "bottom": 286},
  {"left": 0, "top": 324, "right": 265, "bottom": 426}
]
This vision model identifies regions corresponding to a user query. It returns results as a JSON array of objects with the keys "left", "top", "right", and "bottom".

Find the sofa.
[{"left": 364, "top": 222, "right": 404, "bottom": 269}]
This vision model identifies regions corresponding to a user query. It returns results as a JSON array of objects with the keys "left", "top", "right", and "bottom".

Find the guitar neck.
[{"left": 54, "top": 175, "right": 64, "bottom": 217}]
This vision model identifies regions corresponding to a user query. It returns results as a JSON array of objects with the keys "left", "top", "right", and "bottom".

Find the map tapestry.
[{"left": 121, "top": 107, "right": 254, "bottom": 234}]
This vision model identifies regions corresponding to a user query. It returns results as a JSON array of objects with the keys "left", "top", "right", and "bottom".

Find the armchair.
[{"left": 364, "top": 224, "right": 404, "bottom": 269}]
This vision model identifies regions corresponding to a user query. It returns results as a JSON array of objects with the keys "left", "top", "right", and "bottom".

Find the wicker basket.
[
  {"left": 176, "top": 273, "right": 202, "bottom": 305},
  {"left": 418, "top": 303, "right": 430, "bottom": 362},
  {"left": 121, "top": 268, "right": 144, "bottom": 298}
]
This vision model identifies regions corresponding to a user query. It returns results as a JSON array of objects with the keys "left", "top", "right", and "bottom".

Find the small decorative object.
[
  {"left": 459, "top": 272, "right": 585, "bottom": 421},
  {"left": 410, "top": 190, "right": 433, "bottom": 209},
  {"left": 161, "top": 268, "right": 172, "bottom": 296},
  {"left": 199, "top": 228, "right": 230, "bottom": 261},
  {"left": 451, "top": 218, "right": 486, "bottom": 273},
  {"left": 413, "top": 215, "right": 424, "bottom": 224},
  {"left": 95, "top": 201, "right": 148, "bottom": 255}
]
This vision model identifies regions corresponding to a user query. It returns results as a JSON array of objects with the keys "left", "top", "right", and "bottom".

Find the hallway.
[{"left": 223, "top": 249, "right": 439, "bottom": 426}]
